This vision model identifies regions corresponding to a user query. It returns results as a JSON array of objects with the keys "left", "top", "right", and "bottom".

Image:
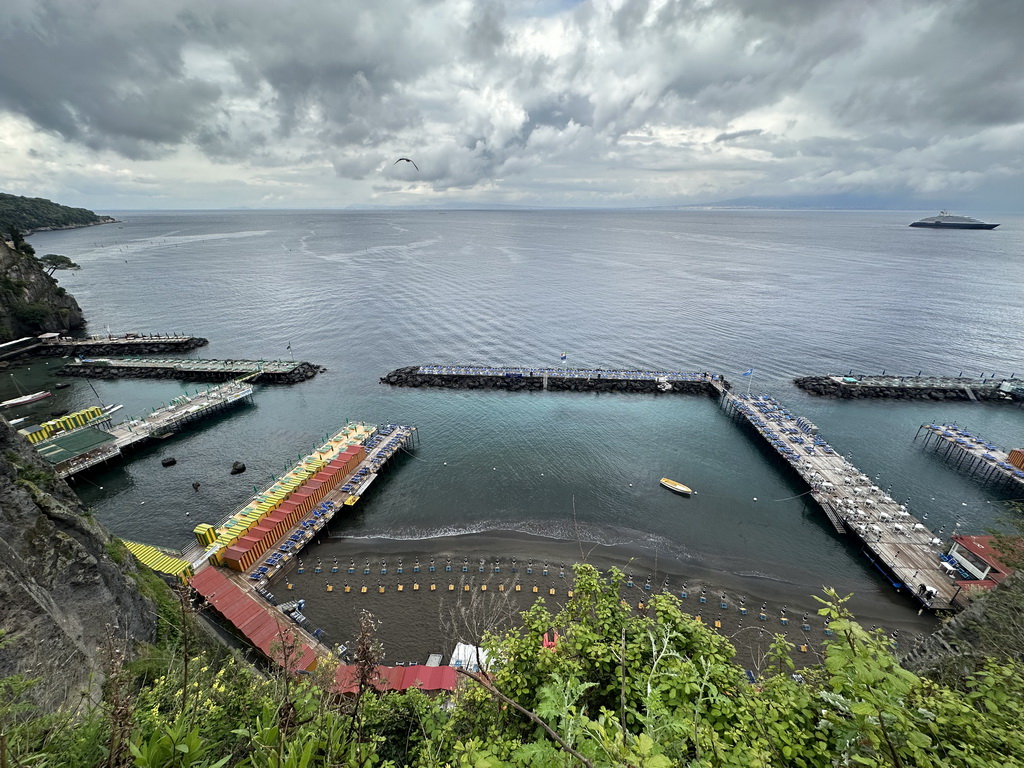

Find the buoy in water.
[
  {"left": 161, "top": 457, "right": 177, "bottom": 467},
  {"left": 192, "top": 481, "right": 201, "bottom": 491}
]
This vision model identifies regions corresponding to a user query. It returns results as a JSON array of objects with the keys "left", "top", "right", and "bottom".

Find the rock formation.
[
  {"left": 902, "top": 573, "right": 1024, "bottom": 686},
  {"left": 0, "top": 419, "right": 156, "bottom": 712}
]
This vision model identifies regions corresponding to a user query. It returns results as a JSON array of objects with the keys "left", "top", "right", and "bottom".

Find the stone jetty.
[
  {"left": 57, "top": 358, "right": 323, "bottom": 385},
  {"left": 794, "top": 375, "right": 1020, "bottom": 402},
  {"left": 381, "top": 365, "right": 727, "bottom": 395}
]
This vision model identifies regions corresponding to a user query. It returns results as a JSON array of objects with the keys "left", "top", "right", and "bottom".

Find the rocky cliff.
[
  {"left": 902, "top": 573, "right": 1024, "bottom": 685},
  {"left": 0, "top": 238, "right": 85, "bottom": 342},
  {"left": 0, "top": 419, "right": 156, "bottom": 712}
]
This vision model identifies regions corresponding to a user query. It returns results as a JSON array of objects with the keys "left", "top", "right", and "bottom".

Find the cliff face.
[
  {"left": 0, "top": 239, "right": 85, "bottom": 342},
  {"left": 0, "top": 420, "right": 156, "bottom": 711},
  {"left": 902, "top": 573, "right": 1024, "bottom": 685}
]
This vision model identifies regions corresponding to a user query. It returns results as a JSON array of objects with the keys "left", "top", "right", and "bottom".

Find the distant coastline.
[{"left": 24, "top": 216, "right": 117, "bottom": 236}]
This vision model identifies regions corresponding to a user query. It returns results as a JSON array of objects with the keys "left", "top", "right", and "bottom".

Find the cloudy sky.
[{"left": 0, "top": 0, "right": 1021, "bottom": 210}]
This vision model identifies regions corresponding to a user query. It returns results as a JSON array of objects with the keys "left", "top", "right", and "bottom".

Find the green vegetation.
[
  {"left": 5, "top": 224, "right": 34, "bottom": 256},
  {"left": 36, "top": 254, "right": 80, "bottom": 275},
  {"left": 2, "top": 564, "right": 1023, "bottom": 766},
  {"left": 1, "top": 193, "right": 109, "bottom": 235}
]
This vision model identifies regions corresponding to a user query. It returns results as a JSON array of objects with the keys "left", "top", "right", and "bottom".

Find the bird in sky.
[{"left": 394, "top": 157, "right": 419, "bottom": 171}]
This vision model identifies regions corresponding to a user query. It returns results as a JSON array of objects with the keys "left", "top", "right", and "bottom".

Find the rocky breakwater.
[
  {"left": 36, "top": 336, "right": 210, "bottom": 358},
  {"left": 795, "top": 375, "right": 1001, "bottom": 401},
  {"left": 0, "top": 419, "right": 156, "bottom": 712},
  {"left": 57, "top": 359, "right": 324, "bottom": 384},
  {"left": 381, "top": 365, "right": 726, "bottom": 395}
]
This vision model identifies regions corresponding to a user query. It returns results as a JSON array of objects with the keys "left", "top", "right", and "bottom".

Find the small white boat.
[
  {"left": 660, "top": 477, "right": 692, "bottom": 495},
  {"left": 1, "top": 390, "right": 52, "bottom": 408}
]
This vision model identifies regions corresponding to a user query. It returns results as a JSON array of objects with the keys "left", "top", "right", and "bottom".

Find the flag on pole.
[{"left": 742, "top": 368, "right": 754, "bottom": 376}]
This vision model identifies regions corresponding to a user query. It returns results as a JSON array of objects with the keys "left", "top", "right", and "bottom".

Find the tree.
[
  {"left": 5, "top": 225, "right": 34, "bottom": 256},
  {"left": 36, "top": 254, "right": 80, "bottom": 276}
]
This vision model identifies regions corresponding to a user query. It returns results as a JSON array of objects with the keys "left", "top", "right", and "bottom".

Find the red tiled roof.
[
  {"left": 333, "top": 665, "right": 457, "bottom": 695},
  {"left": 190, "top": 567, "right": 319, "bottom": 672}
]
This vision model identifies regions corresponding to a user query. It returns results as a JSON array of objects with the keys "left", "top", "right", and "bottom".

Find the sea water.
[{"left": 20, "top": 208, "right": 1024, "bottom": 599}]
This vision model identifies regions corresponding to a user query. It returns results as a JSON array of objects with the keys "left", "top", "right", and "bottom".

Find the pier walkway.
[
  {"left": 796, "top": 374, "right": 1023, "bottom": 402},
  {"left": 182, "top": 422, "right": 418, "bottom": 666},
  {"left": 916, "top": 423, "right": 1024, "bottom": 491},
  {"left": 46, "top": 379, "right": 254, "bottom": 478},
  {"left": 58, "top": 357, "right": 321, "bottom": 384},
  {"left": 416, "top": 364, "right": 717, "bottom": 383},
  {"left": 722, "top": 392, "right": 960, "bottom": 611},
  {"left": 384, "top": 365, "right": 727, "bottom": 395}
]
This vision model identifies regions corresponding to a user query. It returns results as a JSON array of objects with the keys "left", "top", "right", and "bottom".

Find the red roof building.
[
  {"left": 190, "top": 567, "right": 320, "bottom": 672},
  {"left": 948, "top": 535, "right": 1018, "bottom": 594},
  {"left": 333, "top": 664, "right": 457, "bottom": 696}
]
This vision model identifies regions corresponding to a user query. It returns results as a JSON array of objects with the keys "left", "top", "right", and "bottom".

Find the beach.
[{"left": 270, "top": 529, "right": 940, "bottom": 673}]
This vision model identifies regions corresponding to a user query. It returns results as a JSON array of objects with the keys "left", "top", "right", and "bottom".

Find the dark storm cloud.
[
  {"left": 0, "top": 0, "right": 1021, "bottom": 206},
  {"left": 0, "top": 2, "right": 221, "bottom": 158}
]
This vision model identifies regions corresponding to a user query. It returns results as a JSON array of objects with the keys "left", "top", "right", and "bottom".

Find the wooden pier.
[
  {"left": 180, "top": 422, "right": 418, "bottom": 663},
  {"left": 383, "top": 364, "right": 727, "bottom": 395},
  {"left": 43, "top": 379, "right": 255, "bottom": 478},
  {"left": 57, "top": 357, "right": 322, "bottom": 384},
  {"left": 915, "top": 423, "right": 1024, "bottom": 490},
  {"left": 722, "top": 392, "right": 961, "bottom": 611}
]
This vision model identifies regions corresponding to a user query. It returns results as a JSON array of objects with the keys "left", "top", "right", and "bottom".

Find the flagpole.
[{"left": 747, "top": 370, "right": 753, "bottom": 396}]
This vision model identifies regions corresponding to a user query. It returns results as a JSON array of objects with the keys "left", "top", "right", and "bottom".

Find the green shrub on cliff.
[{"left": 2, "top": 565, "right": 1024, "bottom": 766}]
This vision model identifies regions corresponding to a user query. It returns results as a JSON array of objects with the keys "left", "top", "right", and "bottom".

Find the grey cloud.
[
  {"left": 0, "top": 0, "right": 1021, "bottom": 207},
  {"left": 714, "top": 129, "right": 763, "bottom": 142}
]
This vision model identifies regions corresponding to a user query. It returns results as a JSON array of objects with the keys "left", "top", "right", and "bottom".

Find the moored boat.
[
  {"left": 1, "top": 390, "right": 52, "bottom": 408},
  {"left": 660, "top": 477, "right": 692, "bottom": 495}
]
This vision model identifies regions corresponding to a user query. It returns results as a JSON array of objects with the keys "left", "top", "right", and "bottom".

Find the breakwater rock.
[
  {"left": 57, "top": 360, "right": 323, "bottom": 384},
  {"left": 794, "top": 375, "right": 1003, "bottom": 401},
  {"left": 381, "top": 365, "right": 727, "bottom": 395},
  {"left": 47, "top": 337, "right": 209, "bottom": 357}
]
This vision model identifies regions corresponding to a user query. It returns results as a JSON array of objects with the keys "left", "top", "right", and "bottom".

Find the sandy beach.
[{"left": 268, "top": 529, "right": 940, "bottom": 673}]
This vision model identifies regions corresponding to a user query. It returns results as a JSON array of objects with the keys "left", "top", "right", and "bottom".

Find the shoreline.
[
  {"left": 271, "top": 528, "right": 940, "bottom": 672},
  {"left": 24, "top": 217, "right": 117, "bottom": 236}
]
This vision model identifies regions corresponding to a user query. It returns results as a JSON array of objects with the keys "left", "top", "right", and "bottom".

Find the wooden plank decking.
[{"left": 723, "top": 392, "right": 960, "bottom": 611}]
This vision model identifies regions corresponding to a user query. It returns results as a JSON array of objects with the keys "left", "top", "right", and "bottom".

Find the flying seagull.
[{"left": 394, "top": 157, "right": 419, "bottom": 171}]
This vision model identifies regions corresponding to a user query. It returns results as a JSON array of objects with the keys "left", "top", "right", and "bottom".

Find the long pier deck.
[
  {"left": 915, "top": 423, "right": 1024, "bottom": 490},
  {"left": 723, "top": 392, "right": 960, "bottom": 611},
  {"left": 183, "top": 422, "right": 418, "bottom": 662},
  {"left": 46, "top": 379, "right": 254, "bottom": 478},
  {"left": 58, "top": 357, "right": 321, "bottom": 384}
]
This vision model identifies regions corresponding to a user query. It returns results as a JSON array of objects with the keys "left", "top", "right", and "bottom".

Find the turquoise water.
[{"left": 17, "top": 209, "right": 1024, "bottom": 600}]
